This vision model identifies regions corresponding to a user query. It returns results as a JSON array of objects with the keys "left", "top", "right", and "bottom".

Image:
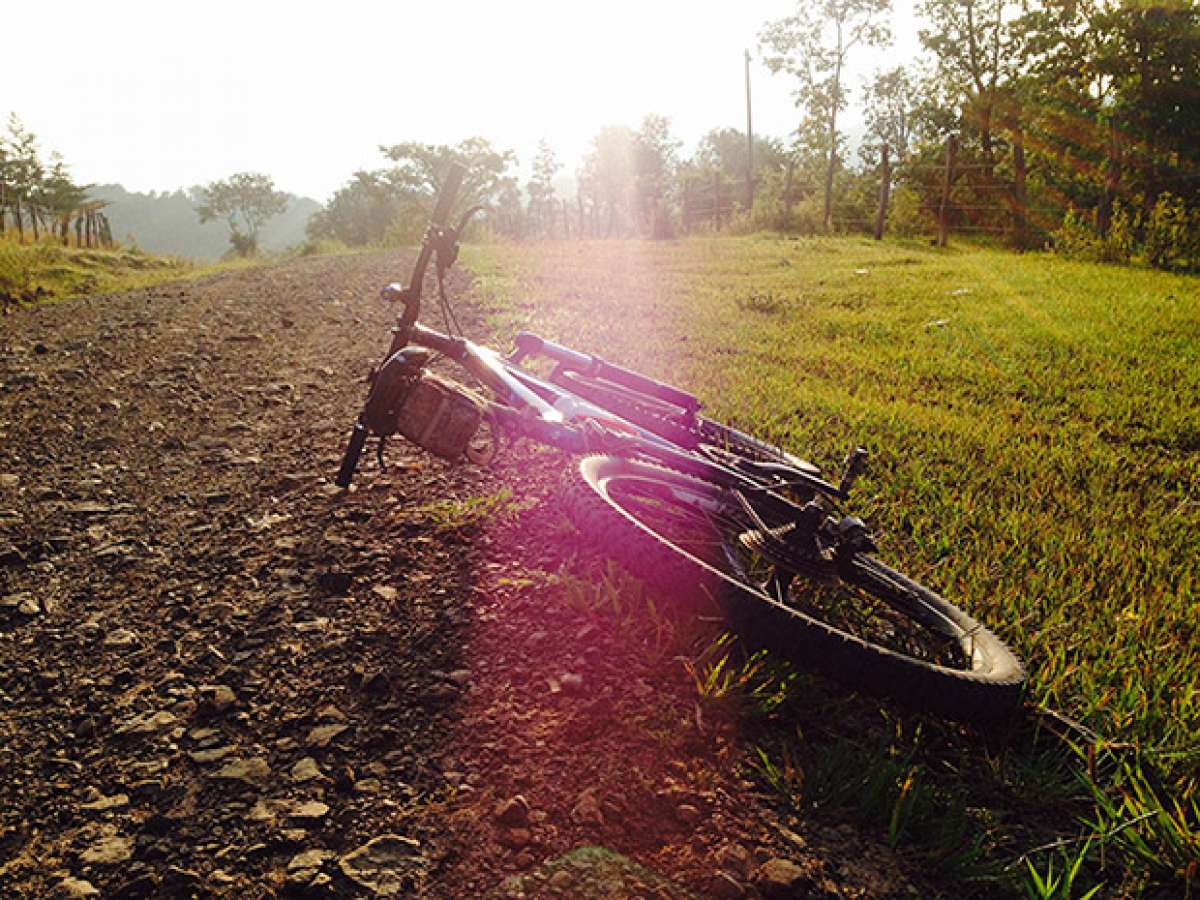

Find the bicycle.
[{"left": 335, "top": 163, "right": 1026, "bottom": 723}]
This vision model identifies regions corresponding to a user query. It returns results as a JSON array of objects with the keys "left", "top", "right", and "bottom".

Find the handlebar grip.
[{"left": 431, "top": 162, "right": 466, "bottom": 227}]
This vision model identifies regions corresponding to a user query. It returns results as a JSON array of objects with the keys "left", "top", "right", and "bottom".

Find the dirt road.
[{"left": 0, "top": 253, "right": 918, "bottom": 898}]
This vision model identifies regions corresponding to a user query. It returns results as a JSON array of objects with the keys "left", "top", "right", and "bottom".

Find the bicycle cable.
[{"left": 435, "top": 265, "right": 463, "bottom": 337}]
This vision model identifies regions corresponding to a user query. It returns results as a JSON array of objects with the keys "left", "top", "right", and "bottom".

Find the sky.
[{"left": 5, "top": 1, "right": 924, "bottom": 202}]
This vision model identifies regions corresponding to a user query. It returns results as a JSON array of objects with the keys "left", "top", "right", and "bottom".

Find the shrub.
[
  {"left": 773, "top": 195, "right": 824, "bottom": 236},
  {"left": 228, "top": 232, "right": 258, "bottom": 258},
  {"left": 380, "top": 216, "right": 425, "bottom": 248},
  {"left": 0, "top": 238, "right": 49, "bottom": 302},
  {"left": 1100, "top": 203, "right": 1137, "bottom": 264},
  {"left": 295, "top": 237, "right": 351, "bottom": 257},
  {"left": 1053, "top": 203, "right": 1138, "bottom": 265},
  {"left": 1143, "top": 192, "right": 1199, "bottom": 271},
  {"left": 887, "top": 186, "right": 935, "bottom": 238},
  {"left": 1053, "top": 207, "right": 1103, "bottom": 261}
]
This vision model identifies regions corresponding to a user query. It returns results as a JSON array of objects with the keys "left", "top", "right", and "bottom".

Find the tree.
[
  {"left": 491, "top": 176, "right": 527, "bottom": 240},
  {"left": 861, "top": 66, "right": 920, "bottom": 164},
  {"left": 695, "top": 127, "right": 790, "bottom": 180},
  {"left": 526, "top": 140, "right": 560, "bottom": 236},
  {"left": 917, "top": 0, "right": 1026, "bottom": 171},
  {"left": 309, "top": 138, "right": 516, "bottom": 246},
  {"left": 578, "top": 126, "right": 636, "bottom": 237},
  {"left": 1103, "top": 2, "right": 1200, "bottom": 207},
  {"left": 633, "top": 115, "right": 682, "bottom": 238},
  {"left": 196, "top": 172, "right": 288, "bottom": 256},
  {"left": 380, "top": 137, "right": 517, "bottom": 214},
  {"left": 914, "top": 0, "right": 1200, "bottom": 246},
  {"left": 4, "top": 115, "right": 43, "bottom": 242},
  {"left": 307, "top": 170, "right": 419, "bottom": 246},
  {"left": 41, "top": 155, "right": 90, "bottom": 246},
  {"left": 761, "top": 0, "right": 892, "bottom": 231}
]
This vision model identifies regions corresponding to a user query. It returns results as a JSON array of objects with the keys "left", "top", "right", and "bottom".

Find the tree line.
[
  {"left": 304, "top": 124, "right": 795, "bottom": 245},
  {"left": 306, "top": 1, "right": 1198, "bottom": 269},
  {"left": 0, "top": 115, "right": 113, "bottom": 248}
]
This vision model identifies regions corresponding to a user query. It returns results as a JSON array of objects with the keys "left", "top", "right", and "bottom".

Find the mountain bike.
[{"left": 335, "top": 163, "right": 1026, "bottom": 722}]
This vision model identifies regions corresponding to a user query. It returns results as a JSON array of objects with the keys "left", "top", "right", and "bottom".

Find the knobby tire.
[{"left": 561, "top": 454, "right": 1025, "bottom": 722}]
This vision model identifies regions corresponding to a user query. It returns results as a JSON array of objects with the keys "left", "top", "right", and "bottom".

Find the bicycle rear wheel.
[{"left": 562, "top": 454, "right": 1025, "bottom": 722}]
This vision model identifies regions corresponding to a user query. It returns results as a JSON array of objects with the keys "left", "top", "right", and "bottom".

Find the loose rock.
[
  {"left": 559, "top": 672, "right": 584, "bottom": 695},
  {"left": 675, "top": 802, "right": 702, "bottom": 826},
  {"left": 305, "top": 723, "right": 348, "bottom": 748},
  {"left": 102, "top": 628, "right": 138, "bottom": 649},
  {"left": 571, "top": 791, "right": 604, "bottom": 826},
  {"left": 499, "top": 827, "right": 531, "bottom": 850},
  {"left": 197, "top": 683, "right": 236, "bottom": 713},
  {"left": 118, "top": 710, "right": 177, "bottom": 736},
  {"left": 493, "top": 795, "right": 531, "bottom": 827},
  {"left": 291, "top": 756, "right": 324, "bottom": 782},
  {"left": 80, "top": 792, "right": 129, "bottom": 812},
  {"left": 289, "top": 800, "right": 330, "bottom": 821},
  {"left": 211, "top": 756, "right": 270, "bottom": 786},
  {"left": 338, "top": 835, "right": 424, "bottom": 896},
  {"left": 79, "top": 834, "right": 133, "bottom": 865},
  {"left": 753, "top": 858, "right": 815, "bottom": 900},
  {"left": 189, "top": 746, "right": 236, "bottom": 764},
  {"left": 56, "top": 876, "right": 100, "bottom": 898},
  {"left": 287, "top": 848, "right": 335, "bottom": 884}
]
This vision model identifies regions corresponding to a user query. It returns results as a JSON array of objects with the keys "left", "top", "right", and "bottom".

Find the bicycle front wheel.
[{"left": 562, "top": 454, "right": 1025, "bottom": 722}]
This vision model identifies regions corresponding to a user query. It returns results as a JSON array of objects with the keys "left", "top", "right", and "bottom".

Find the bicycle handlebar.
[
  {"left": 431, "top": 162, "right": 465, "bottom": 227},
  {"left": 378, "top": 162, "right": 471, "bottom": 327}
]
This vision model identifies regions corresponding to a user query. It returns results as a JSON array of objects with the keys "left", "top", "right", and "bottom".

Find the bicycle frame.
[
  {"left": 397, "top": 319, "right": 846, "bottom": 505},
  {"left": 336, "top": 161, "right": 847, "bottom": 506}
]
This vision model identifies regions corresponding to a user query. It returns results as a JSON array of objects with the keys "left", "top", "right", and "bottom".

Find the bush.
[
  {"left": 887, "top": 186, "right": 935, "bottom": 238},
  {"left": 380, "top": 216, "right": 425, "bottom": 248},
  {"left": 1052, "top": 207, "right": 1100, "bottom": 260},
  {"left": 728, "top": 198, "right": 781, "bottom": 235},
  {"left": 1054, "top": 195, "right": 1199, "bottom": 270},
  {"left": 1053, "top": 203, "right": 1137, "bottom": 265},
  {"left": 1101, "top": 203, "right": 1137, "bottom": 264},
  {"left": 786, "top": 195, "right": 826, "bottom": 236},
  {"left": 228, "top": 232, "right": 258, "bottom": 258},
  {"left": 1143, "top": 192, "right": 1200, "bottom": 271},
  {"left": 295, "top": 237, "right": 351, "bottom": 257},
  {"left": 0, "top": 238, "right": 49, "bottom": 302}
]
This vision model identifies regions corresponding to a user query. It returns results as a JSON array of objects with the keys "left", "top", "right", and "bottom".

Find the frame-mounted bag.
[{"left": 396, "top": 373, "right": 484, "bottom": 460}]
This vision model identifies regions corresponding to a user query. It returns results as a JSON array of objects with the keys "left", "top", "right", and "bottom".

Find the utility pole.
[{"left": 745, "top": 49, "right": 754, "bottom": 212}]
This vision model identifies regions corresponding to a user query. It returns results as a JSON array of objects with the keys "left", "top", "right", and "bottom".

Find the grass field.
[
  {"left": 0, "top": 235, "right": 260, "bottom": 307},
  {"left": 462, "top": 236, "right": 1200, "bottom": 895}
]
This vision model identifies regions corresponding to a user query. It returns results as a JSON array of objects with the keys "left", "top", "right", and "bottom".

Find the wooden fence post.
[
  {"left": 712, "top": 172, "right": 721, "bottom": 230},
  {"left": 1011, "top": 127, "right": 1027, "bottom": 250},
  {"left": 874, "top": 143, "right": 891, "bottom": 240},
  {"left": 937, "top": 134, "right": 958, "bottom": 247},
  {"left": 783, "top": 158, "right": 795, "bottom": 223},
  {"left": 686, "top": 175, "right": 696, "bottom": 232},
  {"left": 1098, "top": 123, "right": 1121, "bottom": 236}
]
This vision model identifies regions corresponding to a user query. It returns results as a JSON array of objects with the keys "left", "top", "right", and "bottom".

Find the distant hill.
[{"left": 89, "top": 184, "right": 321, "bottom": 260}]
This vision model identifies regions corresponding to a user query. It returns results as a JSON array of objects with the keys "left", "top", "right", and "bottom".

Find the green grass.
[
  {"left": 410, "top": 487, "right": 521, "bottom": 531},
  {"left": 461, "top": 235, "right": 1200, "bottom": 896},
  {"left": 0, "top": 234, "right": 260, "bottom": 306}
]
